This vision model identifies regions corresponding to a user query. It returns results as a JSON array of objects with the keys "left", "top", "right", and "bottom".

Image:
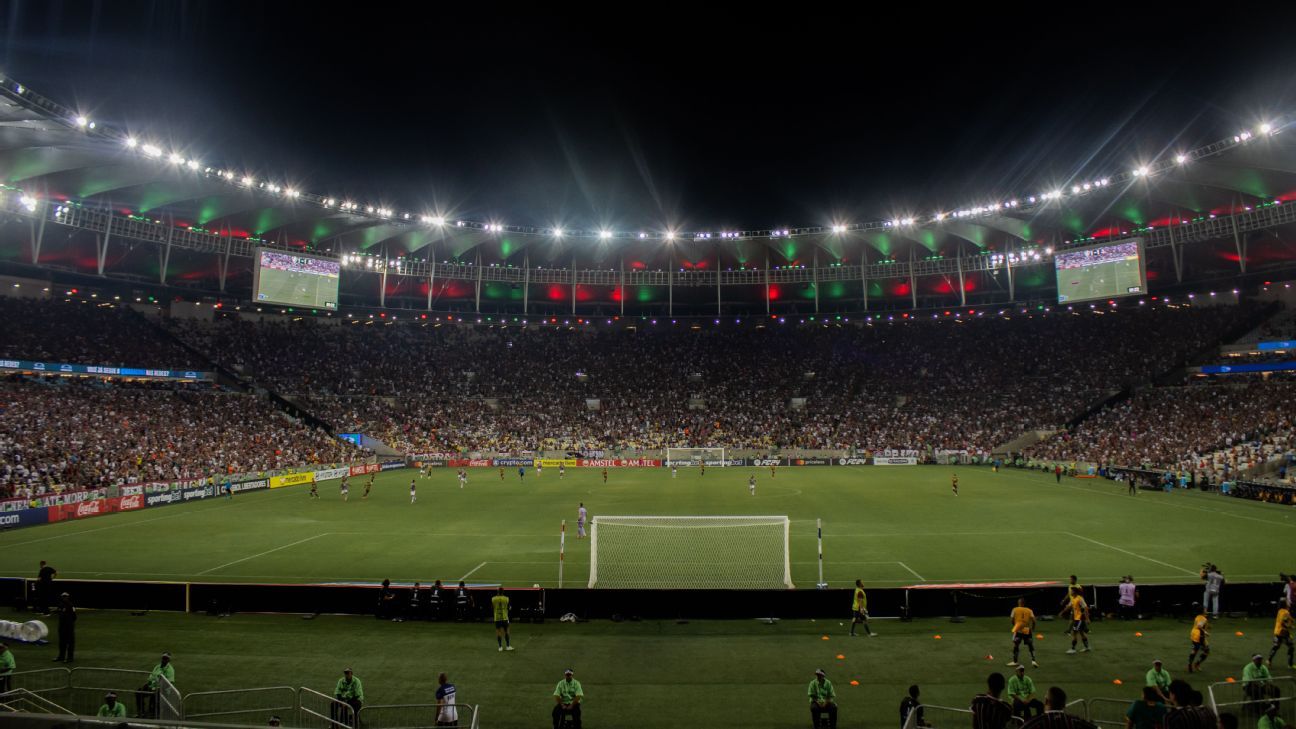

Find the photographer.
[{"left": 1201, "top": 564, "right": 1224, "bottom": 619}]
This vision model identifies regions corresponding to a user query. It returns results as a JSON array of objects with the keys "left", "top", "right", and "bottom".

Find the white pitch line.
[
  {"left": 998, "top": 469, "right": 1296, "bottom": 529},
  {"left": 0, "top": 489, "right": 304, "bottom": 549},
  {"left": 897, "top": 561, "right": 926, "bottom": 581},
  {"left": 1063, "top": 531, "right": 1197, "bottom": 576},
  {"left": 196, "top": 533, "right": 330, "bottom": 575},
  {"left": 459, "top": 562, "right": 488, "bottom": 581}
]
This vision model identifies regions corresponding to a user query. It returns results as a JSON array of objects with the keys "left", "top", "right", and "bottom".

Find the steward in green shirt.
[
  {"left": 97, "top": 693, "right": 127, "bottom": 718},
  {"left": 552, "top": 669, "right": 583, "bottom": 729},
  {"left": 333, "top": 668, "right": 364, "bottom": 725},
  {"left": 1007, "top": 666, "right": 1044, "bottom": 719},
  {"left": 808, "top": 669, "right": 838, "bottom": 728},
  {"left": 1145, "top": 660, "right": 1171, "bottom": 701},
  {"left": 0, "top": 642, "right": 15, "bottom": 693},
  {"left": 335, "top": 669, "right": 365, "bottom": 703},
  {"left": 136, "top": 652, "right": 174, "bottom": 718},
  {"left": 1243, "top": 654, "right": 1274, "bottom": 701}
]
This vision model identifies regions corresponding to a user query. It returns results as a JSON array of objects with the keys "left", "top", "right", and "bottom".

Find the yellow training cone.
[
  {"left": 849, "top": 680, "right": 860, "bottom": 686},
  {"left": 934, "top": 635, "right": 942, "bottom": 640},
  {"left": 821, "top": 635, "right": 830, "bottom": 641},
  {"left": 836, "top": 654, "right": 845, "bottom": 660},
  {"left": 1113, "top": 679, "right": 1123, "bottom": 685}
]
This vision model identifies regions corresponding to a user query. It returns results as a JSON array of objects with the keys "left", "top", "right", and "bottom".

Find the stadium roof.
[{"left": 2, "top": 75, "right": 1295, "bottom": 313}]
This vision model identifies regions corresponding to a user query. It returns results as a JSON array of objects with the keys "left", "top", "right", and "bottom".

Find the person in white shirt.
[
  {"left": 1118, "top": 576, "right": 1137, "bottom": 620},
  {"left": 577, "top": 503, "right": 588, "bottom": 539}
]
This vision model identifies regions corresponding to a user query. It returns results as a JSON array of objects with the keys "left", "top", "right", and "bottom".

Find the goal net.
[
  {"left": 588, "top": 515, "right": 793, "bottom": 589},
  {"left": 665, "top": 447, "right": 726, "bottom": 466}
]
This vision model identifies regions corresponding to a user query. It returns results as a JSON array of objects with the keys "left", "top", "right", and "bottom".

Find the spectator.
[
  {"left": 1124, "top": 686, "right": 1167, "bottom": 729},
  {"left": 970, "top": 672, "right": 1013, "bottom": 729},
  {"left": 1165, "top": 679, "right": 1217, "bottom": 729},
  {"left": 435, "top": 672, "right": 457, "bottom": 727},
  {"left": 53, "top": 591, "right": 75, "bottom": 663},
  {"left": 1145, "top": 659, "right": 1171, "bottom": 702},
  {"left": 97, "top": 692, "right": 127, "bottom": 718},
  {"left": 136, "top": 652, "right": 174, "bottom": 718},
  {"left": 552, "top": 668, "right": 583, "bottom": 729},
  {"left": 333, "top": 668, "right": 364, "bottom": 726},
  {"left": 1008, "top": 665, "right": 1044, "bottom": 719},
  {"left": 1020, "top": 687, "right": 1097, "bottom": 728},
  {"left": 807, "top": 668, "right": 838, "bottom": 728},
  {"left": 899, "top": 684, "right": 926, "bottom": 728},
  {"left": 268, "top": 716, "right": 282, "bottom": 727}
]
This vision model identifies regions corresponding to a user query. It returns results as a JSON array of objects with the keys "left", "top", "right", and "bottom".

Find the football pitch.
[{"left": 0, "top": 466, "right": 1291, "bottom": 587}]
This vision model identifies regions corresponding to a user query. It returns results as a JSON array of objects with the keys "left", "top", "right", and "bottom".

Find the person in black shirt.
[
  {"left": 899, "top": 684, "right": 926, "bottom": 728},
  {"left": 53, "top": 592, "right": 76, "bottom": 662},
  {"left": 970, "top": 673, "right": 1012, "bottom": 729},
  {"left": 36, "top": 560, "right": 56, "bottom": 614}
]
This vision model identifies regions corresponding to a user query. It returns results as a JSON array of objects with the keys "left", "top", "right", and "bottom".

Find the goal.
[
  {"left": 664, "top": 447, "right": 726, "bottom": 467},
  {"left": 588, "top": 515, "right": 793, "bottom": 589}
]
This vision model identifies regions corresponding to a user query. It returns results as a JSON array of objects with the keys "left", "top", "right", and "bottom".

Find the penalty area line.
[
  {"left": 1062, "top": 531, "right": 1196, "bottom": 576},
  {"left": 897, "top": 561, "right": 926, "bottom": 581},
  {"left": 196, "top": 533, "right": 331, "bottom": 576},
  {"left": 459, "top": 562, "right": 488, "bottom": 581}
]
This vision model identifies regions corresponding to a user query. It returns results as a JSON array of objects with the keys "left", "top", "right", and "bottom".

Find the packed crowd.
[
  {"left": 1025, "top": 380, "right": 1296, "bottom": 475},
  {"left": 0, "top": 376, "right": 359, "bottom": 498},
  {"left": 0, "top": 298, "right": 199, "bottom": 368},
  {"left": 163, "top": 303, "right": 1260, "bottom": 455}
]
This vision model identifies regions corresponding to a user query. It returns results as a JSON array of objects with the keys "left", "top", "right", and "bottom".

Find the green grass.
[
  {"left": 3, "top": 466, "right": 1294, "bottom": 727},
  {"left": 0, "top": 466, "right": 1292, "bottom": 587},
  {"left": 1, "top": 608, "right": 1287, "bottom": 729}
]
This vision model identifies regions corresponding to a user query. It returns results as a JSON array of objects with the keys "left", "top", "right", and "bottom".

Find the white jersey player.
[
  {"left": 577, "top": 502, "right": 588, "bottom": 538},
  {"left": 559, "top": 464, "right": 566, "bottom": 479},
  {"left": 671, "top": 464, "right": 678, "bottom": 478},
  {"left": 457, "top": 470, "right": 467, "bottom": 489},
  {"left": 410, "top": 479, "right": 417, "bottom": 504},
  {"left": 748, "top": 475, "right": 756, "bottom": 495}
]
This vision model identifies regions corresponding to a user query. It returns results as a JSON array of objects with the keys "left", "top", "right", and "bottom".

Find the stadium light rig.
[{"left": 7, "top": 74, "right": 1291, "bottom": 242}]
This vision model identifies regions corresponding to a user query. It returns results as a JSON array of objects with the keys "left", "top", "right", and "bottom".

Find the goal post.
[
  {"left": 588, "top": 515, "right": 793, "bottom": 589},
  {"left": 664, "top": 447, "right": 726, "bottom": 466}
]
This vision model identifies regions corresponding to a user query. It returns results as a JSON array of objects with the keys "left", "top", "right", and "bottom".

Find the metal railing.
[
  {"left": 1084, "top": 697, "right": 1134, "bottom": 727},
  {"left": 297, "top": 687, "right": 354, "bottom": 729},
  {"left": 0, "top": 670, "right": 483, "bottom": 729},
  {"left": 902, "top": 703, "right": 1026, "bottom": 729},
  {"left": 5, "top": 668, "right": 70, "bottom": 703},
  {"left": 157, "top": 674, "right": 183, "bottom": 721},
  {"left": 0, "top": 689, "right": 74, "bottom": 716},
  {"left": 357, "top": 701, "right": 478, "bottom": 729},
  {"left": 66, "top": 667, "right": 152, "bottom": 717},
  {"left": 183, "top": 686, "right": 298, "bottom": 725},
  {"left": 1208, "top": 675, "right": 1295, "bottom": 725}
]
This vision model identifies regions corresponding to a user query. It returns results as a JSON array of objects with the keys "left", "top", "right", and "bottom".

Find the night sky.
[{"left": 5, "top": 1, "right": 1296, "bottom": 232}]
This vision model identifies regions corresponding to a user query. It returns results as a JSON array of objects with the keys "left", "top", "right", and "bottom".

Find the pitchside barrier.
[
  {"left": 3, "top": 577, "right": 1289, "bottom": 620},
  {"left": 182, "top": 686, "right": 298, "bottom": 725},
  {"left": 356, "top": 701, "right": 479, "bottom": 729},
  {"left": 1208, "top": 675, "right": 1296, "bottom": 725},
  {"left": 1084, "top": 697, "right": 1133, "bottom": 727},
  {"left": 902, "top": 703, "right": 1025, "bottom": 729}
]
